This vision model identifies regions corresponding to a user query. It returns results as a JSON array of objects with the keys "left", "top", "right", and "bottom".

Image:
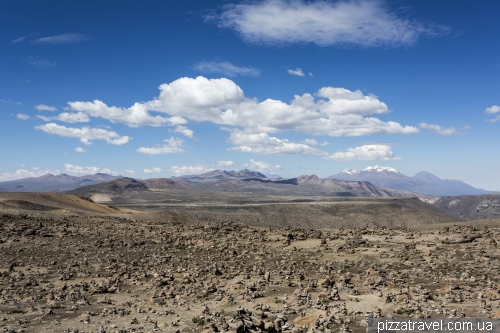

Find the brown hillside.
[{"left": 0, "top": 192, "right": 119, "bottom": 214}]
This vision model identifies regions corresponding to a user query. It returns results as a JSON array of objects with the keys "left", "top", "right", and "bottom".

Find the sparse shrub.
[{"left": 192, "top": 317, "right": 205, "bottom": 326}]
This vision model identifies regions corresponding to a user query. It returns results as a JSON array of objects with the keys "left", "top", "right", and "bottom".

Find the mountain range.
[
  {"left": 0, "top": 166, "right": 492, "bottom": 197},
  {"left": 0, "top": 173, "right": 121, "bottom": 192},
  {"left": 329, "top": 165, "right": 491, "bottom": 196},
  {"left": 173, "top": 170, "right": 414, "bottom": 197},
  {"left": 63, "top": 169, "right": 415, "bottom": 200},
  {"left": 170, "top": 169, "right": 267, "bottom": 184}
]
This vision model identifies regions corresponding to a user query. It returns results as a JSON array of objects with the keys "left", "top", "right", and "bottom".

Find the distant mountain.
[
  {"left": 328, "top": 165, "right": 491, "bottom": 196},
  {"left": 263, "top": 172, "right": 282, "bottom": 179},
  {"left": 65, "top": 177, "right": 149, "bottom": 197},
  {"left": 294, "top": 174, "right": 414, "bottom": 197},
  {"left": 142, "top": 178, "right": 194, "bottom": 190},
  {"left": 170, "top": 169, "right": 267, "bottom": 184},
  {"left": 170, "top": 169, "right": 416, "bottom": 197},
  {"left": 0, "top": 173, "right": 121, "bottom": 192}
]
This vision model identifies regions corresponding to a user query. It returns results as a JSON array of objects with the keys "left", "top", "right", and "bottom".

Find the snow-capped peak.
[
  {"left": 342, "top": 168, "right": 360, "bottom": 175},
  {"left": 363, "top": 165, "right": 398, "bottom": 173}
]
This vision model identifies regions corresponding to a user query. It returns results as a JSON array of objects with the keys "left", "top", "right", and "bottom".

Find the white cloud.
[
  {"left": 11, "top": 36, "right": 27, "bottom": 44},
  {"left": 74, "top": 147, "right": 86, "bottom": 153},
  {"left": 68, "top": 100, "right": 185, "bottom": 127},
  {"left": 216, "top": 0, "right": 449, "bottom": 47},
  {"left": 35, "top": 104, "right": 58, "bottom": 111},
  {"left": 35, "top": 123, "right": 132, "bottom": 146},
  {"left": 24, "top": 56, "right": 57, "bottom": 68},
  {"left": 485, "top": 105, "right": 500, "bottom": 114},
  {"left": 16, "top": 113, "right": 30, "bottom": 120},
  {"left": 173, "top": 125, "right": 194, "bottom": 139},
  {"left": 287, "top": 68, "right": 305, "bottom": 76},
  {"left": 33, "top": 34, "right": 93, "bottom": 44},
  {"left": 125, "top": 169, "right": 135, "bottom": 174},
  {"left": 148, "top": 77, "right": 417, "bottom": 136},
  {"left": 243, "top": 159, "right": 282, "bottom": 172},
  {"left": 0, "top": 168, "right": 57, "bottom": 181},
  {"left": 485, "top": 105, "right": 500, "bottom": 123},
  {"left": 303, "top": 138, "right": 330, "bottom": 146},
  {"left": 64, "top": 164, "right": 115, "bottom": 175},
  {"left": 144, "top": 167, "right": 162, "bottom": 174},
  {"left": 218, "top": 160, "right": 235, "bottom": 167},
  {"left": 137, "top": 137, "right": 185, "bottom": 155},
  {"left": 65, "top": 76, "right": 419, "bottom": 154},
  {"left": 36, "top": 112, "right": 90, "bottom": 123},
  {"left": 228, "top": 130, "right": 327, "bottom": 155},
  {"left": 195, "top": 61, "right": 261, "bottom": 77},
  {"left": 323, "top": 144, "right": 401, "bottom": 161},
  {"left": 170, "top": 165, "right": 215, "bottom": 175},
  {"left": 419, "top": 123, "right": 458, "bottom": 135}
]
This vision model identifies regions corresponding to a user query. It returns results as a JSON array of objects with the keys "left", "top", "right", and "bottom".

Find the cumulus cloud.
[
  {"left": 125, "top": 169, "right": 135, "bottom": 174},
  {"left": 195, "top": 61, "right": 261, "bottom": 77},
  {"left": 419, "top": 123, "right": 458, "bottom": 135},
  {"left": 243, "top": 159, "right": 282, "bottom": 172},
  {"left": 74, "top": 147, "right": 86, "bottom": 153},
  {"left": 66, "top": 76, "right": 418, "bottom": 154},
  {"left": 485, "top": 105, "right": 500, "bottom": 123},
  {"left": 228, "top": 130, "right": 327, "bottom": 155},
  {"left": 16, "top": 114, "right": 30, "bottom": 120},
  {"left": 170, "top": 165, "right": 215, "bottom": 175},
  {"left": 323, "top": 144, "right": 401, "bottom": 161},
  {"left": 64, "top": 164, "right": 115, "bottom": 175},
  {"left": 303, "top": 138, "right": 330, "bottom": 146},
  {"left": 287, "top": 68, "right": 305, "bottom": 76},
  {"left": 36, "top": 112, "right": 90, "bottom": 123},
  {"left": 218, "top": 160, "right": 235, "bottom": 167},
  {"left": 35, "top": 123, "right": 132, "bottom": 146},
  {"left": 68, "top": 100, "right": 186, "bottom": 128},
  {"left": 144, "top": 167, "right": 162, "bottom": 174},
  {"left": 136, "top": 137, "right": 185, "bottom": 155},
  {"left": 216, "top": 0, "right": 449, "bottom": 47},
  {"left": 173, "top": 125, "right": 194, "bottom": 139},
  {"left": 485, "top": 105, "right": 500, "bottom": 114},
  {"left": 35, "top": 104, "right": 57, "bottom": 111},
  {"left": 33, "top": 34, "right": 93, "bottom": 44}
]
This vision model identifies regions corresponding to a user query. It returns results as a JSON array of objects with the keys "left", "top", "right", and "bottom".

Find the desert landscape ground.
[
  {"left": 2, "top": 190, "right": 500, "bottom": 333},
  {"left": 4, "top": 0, "right": 500, "bottom": 332}
]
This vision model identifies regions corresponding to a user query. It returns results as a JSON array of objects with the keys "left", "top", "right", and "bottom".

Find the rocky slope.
[
  {"left": 433, "top": 194, "right": 500, "bottom": 220},
  {"left": 1, "top": 208, "right": 500, "bottom": 332}
]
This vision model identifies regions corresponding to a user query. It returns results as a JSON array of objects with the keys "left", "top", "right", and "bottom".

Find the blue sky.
[{"left": 1, "top": 0, "right": 499, "bottom": 190}]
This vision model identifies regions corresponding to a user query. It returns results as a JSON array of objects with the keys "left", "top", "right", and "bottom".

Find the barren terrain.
[{"left": 1, "top": 193, "right": 500, "bottom": 333}]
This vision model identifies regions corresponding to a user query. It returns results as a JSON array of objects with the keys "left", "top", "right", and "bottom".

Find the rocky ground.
[{"left": 2, "top": 211, "right": 500, "bottom": 333}]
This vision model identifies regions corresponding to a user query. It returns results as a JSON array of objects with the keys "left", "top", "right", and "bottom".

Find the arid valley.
[
  {"left": 3, "top": 2, "right": 500, "bottom": 332},
  {"left": 1, "top": 171, "right": 500, "bottom": 333}
]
